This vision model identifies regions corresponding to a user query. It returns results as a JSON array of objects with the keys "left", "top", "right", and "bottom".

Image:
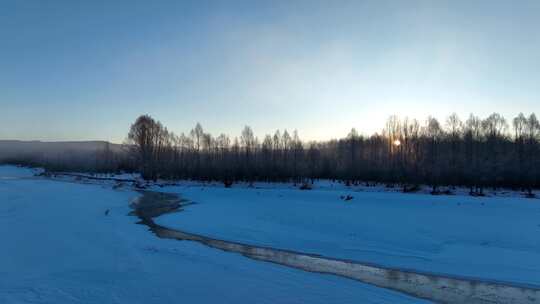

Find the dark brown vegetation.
[{"left": 3, "top": 112, "right": 540, "bottom": 195}]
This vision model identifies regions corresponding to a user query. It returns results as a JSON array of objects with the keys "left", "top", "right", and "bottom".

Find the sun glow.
[{"left": 393, "top": 139, "right": 401, "bottom": 147}]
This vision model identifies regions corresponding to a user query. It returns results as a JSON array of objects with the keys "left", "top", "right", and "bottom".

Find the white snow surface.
[
  {"left": 0, "top": 165, "right": 42, "bottom": 178},
  {"left": 154, "top": 183, "right": 540, "bottom": 287},
  {"left": 0, "top": 166, "right": 428, "bottom": 303}
]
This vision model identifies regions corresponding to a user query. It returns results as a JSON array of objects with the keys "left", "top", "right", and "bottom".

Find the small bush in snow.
[
  {"left": 299, "top": 183, "right": 312, "bottom": 190},
  {"left": 340, "top": 195, "right": 354, "bottom": 201}
]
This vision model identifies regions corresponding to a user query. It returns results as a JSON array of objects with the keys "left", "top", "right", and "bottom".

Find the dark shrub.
[{"left": 299, "top": 183, "right": 312, "bottom": 190}]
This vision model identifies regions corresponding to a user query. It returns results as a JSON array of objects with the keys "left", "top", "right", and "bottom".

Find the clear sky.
[{"left": 1, "top": 0, "right": 539, "bottom": 143}]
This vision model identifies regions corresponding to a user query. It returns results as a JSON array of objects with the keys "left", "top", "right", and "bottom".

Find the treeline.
[
  {"left": 5, "top": 113, "right": 538, "bottom": 195},
  {"left": 120, "top": 113, "right": 540, "bottom": 195}
]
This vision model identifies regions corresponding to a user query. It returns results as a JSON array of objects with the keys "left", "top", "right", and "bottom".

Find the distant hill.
[{"left": 0, "top": 140, "right": 124, "bottom": 161}]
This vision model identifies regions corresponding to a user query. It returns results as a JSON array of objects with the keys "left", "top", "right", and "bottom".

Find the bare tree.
[{"left": 127, "top": 115, "right": 164, "bottom": 180}]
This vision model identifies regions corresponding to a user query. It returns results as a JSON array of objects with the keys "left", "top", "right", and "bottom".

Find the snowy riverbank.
[
  {"left": 3, "top": 165, "right": 540, "bottom": 303},
  {"left": 0, "top": 165, "right": 429, "bottom": 303}
]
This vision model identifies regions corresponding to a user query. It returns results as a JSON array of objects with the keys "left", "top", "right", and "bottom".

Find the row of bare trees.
[{"left": 121, "top": 113, "right": 540, "bottom": 194}]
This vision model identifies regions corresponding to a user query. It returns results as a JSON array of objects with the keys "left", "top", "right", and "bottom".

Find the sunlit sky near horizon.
[{"left": 1, "top": 0, "right": 539, "bottom": 143}]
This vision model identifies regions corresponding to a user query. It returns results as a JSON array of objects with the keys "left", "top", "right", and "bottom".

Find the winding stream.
[{"left": 131, "top": 191, "right": 539, "bottom": 304}]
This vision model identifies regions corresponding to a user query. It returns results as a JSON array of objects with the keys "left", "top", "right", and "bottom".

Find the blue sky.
[{"left": 1, "top": 0, "right": 539, "bottom": 142}]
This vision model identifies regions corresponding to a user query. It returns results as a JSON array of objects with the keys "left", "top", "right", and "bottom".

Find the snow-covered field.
[
  {"left": 154, "top": 183, "right": 540, "bottom": 287},
  {"left": 3, "top": 165, "right": 540, "bottom": 303},
  {"left": 0, "top": 166, "right": 428, "bottom": 303}
]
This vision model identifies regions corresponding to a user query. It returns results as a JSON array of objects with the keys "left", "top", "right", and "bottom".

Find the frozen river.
[
  {"left": 0, "top": 166, "right": 428, "bottom": 303},
  {"left": 2, "top": 166, "right": 540, "bottom": 303}
]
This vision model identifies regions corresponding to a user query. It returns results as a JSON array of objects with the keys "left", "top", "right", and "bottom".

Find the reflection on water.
[
  {"left": 130, "top": 191, "right": 540, "bottom": 304},
  {"left": 129, "top": 191, "right": 183, "bottom": 220}
]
